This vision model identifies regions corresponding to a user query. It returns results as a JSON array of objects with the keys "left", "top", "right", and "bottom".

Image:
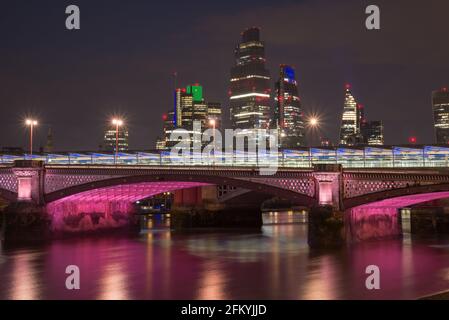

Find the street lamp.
[
  {"left": 112, "top": 118, "right": 123, "bottom": 164},
  {"left": 25, "top": 119, "right": 38, "bottom": 157},
  {"left": 209, "top": 119, "right": 216, "bottom": 165},
  {"left": 305, "top": 114, "right": 322, "bottom": 147}
]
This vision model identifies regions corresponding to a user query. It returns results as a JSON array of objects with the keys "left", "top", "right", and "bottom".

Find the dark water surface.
[{"left": 1, "top": 212, "right": 449, "bottom": 300}]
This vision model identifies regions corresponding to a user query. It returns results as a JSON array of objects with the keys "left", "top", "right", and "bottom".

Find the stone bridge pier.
[
  {"left": 2, "top": 160, "right": 50, "bottom": 242},
  {"left": 308, "top": 164, "right": 346, "bottom": 248}
]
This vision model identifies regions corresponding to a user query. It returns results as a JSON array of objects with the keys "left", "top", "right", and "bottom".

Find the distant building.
[
  {"left": 320, "top": 137, "right": 332, "bottom": 147},
  {"left": 104, "top": 125, "right": 129, "bottom": 152},
  {"left": 229, "top": 27, "right": 271, "bottom": 145},
  {"left": 361, "top": 120, "right": 384, "bottom": 145},
  {"left": 274, "top": 65, "right": 305, "bottom": 148},
  {"left": 0, "top": 147, "right": 24, "bottom": 154},
  {"left": 339, "top": 84, "right": 359, "bottom": 146},
  {"left": 207, "top": 102, "right": 222, "bottom": 129},
  {"left": 339, "top": 84, "right": 384, "bottom": 146},
  {"left": 44, "top": 127, "right": 54, "bottom": 153},
  {"left": 156, "top": 84, "right": 222, "bottom": 150},
  {"left": 432, "top": 87, "right": 449, "bottom": 144}
]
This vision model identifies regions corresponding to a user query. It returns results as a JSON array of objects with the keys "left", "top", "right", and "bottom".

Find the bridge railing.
[{"left": 1, "top": 146, "right": 449, "bottom": 168}]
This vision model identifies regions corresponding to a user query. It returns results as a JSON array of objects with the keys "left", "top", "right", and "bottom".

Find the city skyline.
[
  {"left": 1, "top": 0, "right": 449, "bottom": 151},
  {"left": 3, "top": 0, "right": 449, "bottom": 304}
]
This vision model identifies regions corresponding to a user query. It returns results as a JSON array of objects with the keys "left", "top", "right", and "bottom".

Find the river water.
[{"left": 1, "top": 212, "right": 449, "bottom": 300}]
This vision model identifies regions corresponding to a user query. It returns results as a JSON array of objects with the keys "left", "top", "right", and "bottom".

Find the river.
[{"left": 1, "top": 212, "right": 449, "bottom": 300}]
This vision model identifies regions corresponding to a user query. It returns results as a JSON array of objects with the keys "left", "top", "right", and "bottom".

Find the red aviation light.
[
  {"left": 345, "top": 83, "right": 351, "bottom": 90},
  {"left": 409, "top": 136, "right": 417, "bottom": 144}
]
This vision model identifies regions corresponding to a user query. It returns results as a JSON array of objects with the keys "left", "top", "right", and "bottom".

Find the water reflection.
[{"left": 1, "top": 211, "right": 449, "bottom": 299}]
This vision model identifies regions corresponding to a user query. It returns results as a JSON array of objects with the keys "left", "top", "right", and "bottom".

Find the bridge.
[{"left": 1, "top": 150, "right": 449, "bottom": 245}]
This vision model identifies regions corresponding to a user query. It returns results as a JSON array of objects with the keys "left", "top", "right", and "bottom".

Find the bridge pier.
[
  {"left": 308, "top": 165, "right": 346, "bottom": 248},
  {"left": 2, "top": 160, "right": 51, "bottom": 243}
]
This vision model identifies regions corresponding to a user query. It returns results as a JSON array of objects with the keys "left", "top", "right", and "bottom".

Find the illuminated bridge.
[
  {"left": 1, "top": 146, "right": 449, "bottom": 244},
  {"left": 2, "top": 145, "right": 449, "bottom": 167}
]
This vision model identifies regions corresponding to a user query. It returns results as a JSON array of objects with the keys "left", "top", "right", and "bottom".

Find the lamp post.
[
  {"left": 209, "top": 119, "right": 216, "bottom": 165},
  {"left": 307, "top": 116, "right": 320, "bottom": 148},
  {"left": 25, "top": 119, "right": 38, "bottom": 158},
  {"left": 112, "top": 118, "right": 123, "bottom": 164}
]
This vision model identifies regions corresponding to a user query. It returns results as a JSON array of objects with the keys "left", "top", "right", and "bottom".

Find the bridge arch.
[
  {"left": 344, "top": 183, "right": 449, "bottom": 209},
  {"left": 44, "top": 173, "right": 317, "bottom": 206}
]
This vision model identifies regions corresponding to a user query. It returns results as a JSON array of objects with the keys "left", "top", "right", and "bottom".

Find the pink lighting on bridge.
[
  {"left": 318, "top": 182, "right": 332, "bottom": 205},
  {"left": 50, "top": 181, "right": 210, "bottom": 204},
  {"left": 348, "top": 191, "right": 449, "bottom": 241},
  {"left": 356, "top": 191, "right": 449, "bottom": 209},
  {"left": 46, "top": 181, "right": 211, "bottom": 233},
  {"left": 17, "top": 177, "right": 32, "bottom": 201}
]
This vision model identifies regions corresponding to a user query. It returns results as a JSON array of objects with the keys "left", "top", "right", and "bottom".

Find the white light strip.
[
  {"left": 230, "top": 93, "right": 270, "bottom": 100},
  {"left": 230, "top": 75, "right": 270, "bottom": 82}
]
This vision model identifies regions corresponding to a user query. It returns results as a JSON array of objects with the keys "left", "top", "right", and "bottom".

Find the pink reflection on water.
[{"left": 2, "top": 222, "right": 449, "bottom": 299}]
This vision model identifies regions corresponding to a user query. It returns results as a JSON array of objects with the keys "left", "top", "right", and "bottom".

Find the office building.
[
  {"left": 229, "top": 27, "right": 271, "bottom": 138},
  {"left": 274, "top": 65, "right": 305, "bottom": 148},
  {"left": 432, "top": 87, "right": 449, "bottom": 144}
]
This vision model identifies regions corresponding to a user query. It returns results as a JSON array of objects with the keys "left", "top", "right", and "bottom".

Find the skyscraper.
[
  {"left": 274, "top": 65, "right": 305, "bottom": 148},
  {"left": 229, "top": 27, "right": 271, "bottom": 136},
  {"left": 104, "top": 125, "right": 129, "bottom": 152},
  {"left": 339, "top": 84, "right": 359, "bottom": 145},
  {"left": 432, "top": 87, "right": 449, "bottom": 144}
]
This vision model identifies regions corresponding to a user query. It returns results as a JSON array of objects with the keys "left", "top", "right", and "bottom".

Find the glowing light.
[
  {"left": 230, "top": 93, "right": 270, "bottom": 100},
  {"left": 309, "top": 117, "right": 319, "bottom": 127},
  {"left": 209, "top": 119, "right": 216, "bottom": 127},
  {"left": 112, "top": 118, "right": 123, "bottom": 126},
  {"left": 25, "top": 119, "right": 38, "bottom": 126},
  {"left": 409, "top": 136, "right": 417, "bottom": 144}
]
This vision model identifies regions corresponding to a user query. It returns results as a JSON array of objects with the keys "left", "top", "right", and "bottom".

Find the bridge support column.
[
  {"left": 308, "top": 165, "right": 345, "bottom": 248},
  {"left": 12, "top": 160, "right": 45, "bottom": 204}
]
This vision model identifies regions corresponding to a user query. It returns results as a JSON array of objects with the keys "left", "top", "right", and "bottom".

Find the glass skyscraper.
[
  {"left": 339, "top": 84, "right": 359, "bottom": 145},
  {"left": 432, "top": 87, "right": 449, "bottom": 144},
  {"left": 274, "top": 65, "right": 305, "bottom": 148},
  {"left": 229, "top": 27, "right": 271, "bottom": 136}
]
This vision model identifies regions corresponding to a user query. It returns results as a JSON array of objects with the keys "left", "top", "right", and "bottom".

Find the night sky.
[{"left": 1, "top": 0, "right": 448, "bottom": 151}]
